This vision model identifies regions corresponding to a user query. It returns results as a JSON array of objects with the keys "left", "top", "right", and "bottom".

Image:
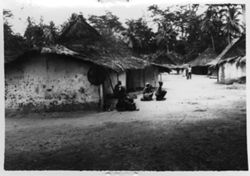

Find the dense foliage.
[
  {"left": 4, "top": 10, "right": 26, "bottom": 52},
  {"left": 3, "top": 4, "right": 245, "bottom": 63}
]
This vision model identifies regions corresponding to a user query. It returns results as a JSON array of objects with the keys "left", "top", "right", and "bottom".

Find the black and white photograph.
[{"left": 1, "top": 0, "right": 249, "bottom": 174}]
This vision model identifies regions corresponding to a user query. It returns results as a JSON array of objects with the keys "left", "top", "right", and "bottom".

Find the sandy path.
[
  {"left": 6, "top": 74, "right": 245, "bottom": 130},
  {"left": 5, "top": 74, "right": 247, "bottom": 170}
]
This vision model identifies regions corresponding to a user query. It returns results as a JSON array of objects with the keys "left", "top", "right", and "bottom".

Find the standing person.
[
  {"left": 141, "top": 83, "right": 153, "bottom": 101},
  {"left": 155, "top": 81, "right": 167, "bottom": 101},
  {"left": 188, "top": 65, "right": 192, "bottom": 79},
  {"left": 186, "top": 67, "right": 189, "bottom": 79}
]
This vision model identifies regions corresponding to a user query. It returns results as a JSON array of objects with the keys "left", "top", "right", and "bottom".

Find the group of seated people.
[
  {"left": 141, "top": 81, "right": 167, "bottom": 101},
  {"left": 113, "top": 81, "right": 167, "bottom": 111}
]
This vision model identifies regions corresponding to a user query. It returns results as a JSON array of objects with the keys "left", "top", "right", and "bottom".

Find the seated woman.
[
  {"left": 141, "top": 83, "right": 153, "bottom": 101},
  {"left": 116, "top": 84, "right": 138, "bottom": 111},
  {"left": 155, "top": 81, "right": 167, "bottom": 101}
]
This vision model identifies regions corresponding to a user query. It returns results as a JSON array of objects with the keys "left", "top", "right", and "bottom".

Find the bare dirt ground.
[{"left": 5, "top": 74, "right": 247, "bottom": 170}]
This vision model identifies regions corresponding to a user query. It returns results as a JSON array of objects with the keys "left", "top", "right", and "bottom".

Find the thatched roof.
[
  {"left": 144, "top": 51, "right": 183, "bottom": 69},
  {"left": 41, "top": 45, "right": 78, "bottom": 56},
  {"left": 220, "top": 35, "right": 245, "bottom": 60},
  {"left": 6, "top": 44, "right": 148, "bottom": 72},
  {"left": 57, "top": 14, "right": 148, "bottom": 72},
  {"left": 207, "top": 37, "right": 241, "bottom": 66},
  {"left": 188, "top": 48, "right": 217, "bottom": 67},
  {"left": 59, "top": 15, "right": 101, "bottom": 45},
  {"left": 167, "top": 52, "right": 184, "bottom": 65},
  {"left": 151, "top": 63, "right": 171, "bottom": 73},
  {"left": 6, "top": 15, "right": 149, "bottom": 72},
  {"left": 239, "top": 56, "right": 246, "bottom": 64}
]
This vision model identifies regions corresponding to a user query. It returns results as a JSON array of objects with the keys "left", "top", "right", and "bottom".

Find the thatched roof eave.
[
  {"left": 217, "top": 55, "right": 246, "bottom": 66},
  {"left": 41, "top": 45, "right": 149, "bottom": 72},
  {"left": 207, "top": 38, "right": 240, "bottom": 67}
]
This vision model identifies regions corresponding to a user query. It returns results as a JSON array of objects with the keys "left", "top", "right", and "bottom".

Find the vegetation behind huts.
[{"left": 3, "top": 4, "right": 245, "bottom": 68}]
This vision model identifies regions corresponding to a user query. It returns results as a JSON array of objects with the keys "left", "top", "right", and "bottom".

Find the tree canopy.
[
  {"left": 3, "top": 4, "right": 245, "bottom": 63},
  {"left": 88, "top": 11, "right": 124, "bottom": 36}
]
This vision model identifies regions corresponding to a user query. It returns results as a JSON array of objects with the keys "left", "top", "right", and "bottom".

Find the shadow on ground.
[{"left": 5, "top": 113, "right": 248, "bottom": 171}]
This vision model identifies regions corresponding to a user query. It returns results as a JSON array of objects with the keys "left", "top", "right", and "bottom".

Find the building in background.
[{"left": 189, "top": 48, "right": 217, "bottom": 75}]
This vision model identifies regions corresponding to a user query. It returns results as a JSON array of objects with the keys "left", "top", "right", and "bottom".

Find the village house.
[
  {"left": 58, "top": 15, "right": 159, "bottom": 95},
  {"left": 188, "top": 48, "right": 217, "bottom": 75},
  {"left": 217, "top": 36, "right": 246, "bottom": 84},
  {"left": 5, "top": 46, "right": 102, "bottom": 112},
  {"left": 144, "top": 51, "right": 184, "bottom": 78},
  {"left": 207, "top": 36, "right": 246, "bottom": 84},
  {"left": 5, "top": 15, "right": 158, "bottom": 112}
]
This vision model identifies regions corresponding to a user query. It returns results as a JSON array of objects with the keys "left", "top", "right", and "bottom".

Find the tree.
[
  {"left": 220, "top": 4, "right": 244, "bottom": 44},
  {"left": 201, "top": 5, "right": 221, "bottom": 51},
  {"left": 88, "top": 11, "right": 124, "bottom": 36},
  {"left": 148, "top": 4, "right": 202, "bottom": 56},
  {"left": 24, "top": 16, "right": 59, "bottom": 47},
  {"left": 3, "top": 9, "right": 27, "bottom": 62},
  {"left": 43, "top": 21, "right": 59, "bottom": 45},
  {"left": 123, "top": 18, "right": 155, "bottom": 54},
  {"left": 148, "top": 5, "right": 180, "bottom": 53},
  {"left": 24, "top": 17, "right": 45, "bottom": 47},
  {"left": 3, "top": 10, "right": 13, "bottom": 35},
  {"left": 155, "top": 22, "right": 177, "bottom": 52}
]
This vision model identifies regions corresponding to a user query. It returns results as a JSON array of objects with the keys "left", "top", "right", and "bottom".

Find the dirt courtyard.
[{"left": 5, "top": 74, "right": 248, "bottom": 170}]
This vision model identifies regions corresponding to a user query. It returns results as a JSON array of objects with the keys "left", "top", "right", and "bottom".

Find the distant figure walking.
[
  {"left": 141, "top": 83, "right": 153, "bottom": 101},
  {"left": 187, "top": 65, "right": 192, "bottom": 79},
  {"left": 185, "top": 67, "right": 188, "bottom": 79},
  {"left": 155, "top": 81, "right": 167, "bottom": 101}
]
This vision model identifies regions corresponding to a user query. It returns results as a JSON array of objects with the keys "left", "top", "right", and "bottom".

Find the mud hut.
[
  {"left": 216, "top": 36, "right": 246, "bottom": 84},
  {"left": 4, "top": 44, "right": 151, "bottom": 112},
  {"left": 207, "top": 36, "right": 246, "bottom": 84},
  {"left": 164, "top": 52, "right": 185, "bottom": 74},
  {"left": 5, "top": 45, "right": 103, "bottom": 112},
  {"left": 5, "top": 15, "right": 157, "bottom": 112},
  {"left": 188, "top": 48, "right": 217, "bottom": 75},
  {"left": 59, "top": 14, "right": 159, "bottom": 92},
  {"left": 146, "top": 51, "right": 179, "bottom": 74}
]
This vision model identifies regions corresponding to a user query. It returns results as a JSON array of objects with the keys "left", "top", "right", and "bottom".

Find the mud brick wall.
[
  {"left": 144, "top": 66, "right": 158, "bottom": 88},
  {"left": 126, "top": 66, "right": 159, "bottom": 91},
  {"left": 5, "top": 54, "right": 101, "bottom": 112},
  {"left": 218, "top": 61, "right": 246, "bottom": 84},
  {"left": 103, "top": 71, "right": 126, "bottom": 96}
]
